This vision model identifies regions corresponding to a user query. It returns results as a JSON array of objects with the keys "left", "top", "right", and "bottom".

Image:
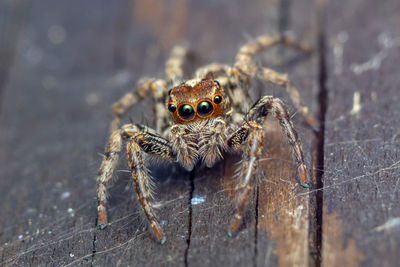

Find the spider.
[{"left": 96, "top": 34, "right": 317, "bottom": 243}]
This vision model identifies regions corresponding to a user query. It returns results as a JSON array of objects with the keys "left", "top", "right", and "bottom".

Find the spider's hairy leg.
[
  {"left": 193, "top": 63, "right": 230, "bottom": 80},
  {"left": 151, "top": 79, "right": 170, "bottom": 133},
  {"left": 232, "top": 34, "right": 317, "bottom": 130},
  {"left": 256, "top": 67, "right": 318, "bottom": 130},
  {"left": 227, "top": 121, "right": 264, "bottom": 235},
  {"left": 234, "top": 34, "right": 312, "bottom": 67},
  {"left": 169, "top": 124, "right": 198, "bottom": 171},
  {"left": 248, "top": 96, "right": 309, "bottom": 186},
  {"left": 110, "top": 78, "right": 166, "bottom": 133},
  {"left": 193, "top": 63, "right": 252, "bottom": 114},
  {"left": 193, "top": 63, "right": 249, "bottom": 114},
  {"left": 165, "top": 44, "right": 189, "bottom": 86},
  {"left": 96, "top": 130, "right": 123, "bottom": 229},
  {"left": 126, "top": 125, "right": 176, "bottom": 243}
]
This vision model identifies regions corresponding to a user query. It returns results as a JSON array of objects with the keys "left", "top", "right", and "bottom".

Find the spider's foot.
[
  {"left": 227, "top": 230, "right": 238, "bottom": 238},
  {"left": 98, "top": 223, "right": 108, "bottom": 230},
  {"left": 301, "top": 181, "right": 310, "bottom": 188},
  {"left": 312, "top": 124, "right": 321, "bottom": 135},
  {"left": 151, "top": 222, "right": 166, "bottom": 244},
  {"left": 228, "top": 220, "right": 240, "bottom": 238}
]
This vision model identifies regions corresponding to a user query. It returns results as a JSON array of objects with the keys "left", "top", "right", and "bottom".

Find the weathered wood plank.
[
  {"left": 322, "top": 0, "right": 400, "bottom": 266},
  {"left": 187, "top": 0, "right": 317, "bottom": 266},
  {"left": 0, "top": 1, "right": 191, "bottom": 266},
  {"left": 187, "top": 0, "right": 278, "bottom": 264},
  {"left": 0, "top": 0, "right": 30, "bottom": 107},
  {"left": 256, "top": 0, "right": 318, "bottom": 266},
  {"left": 0, "top": 0, "right": 321, "bottom": 266}
]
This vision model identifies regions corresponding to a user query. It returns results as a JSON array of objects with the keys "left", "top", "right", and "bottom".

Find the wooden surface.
[
  {"left": 321, "top": 0, "right": 400, "bottom": 266},
  {"left": 0, "top": 0, "right": 398, "bottom": 266}
]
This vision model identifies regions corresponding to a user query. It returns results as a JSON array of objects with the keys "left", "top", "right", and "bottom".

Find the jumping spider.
[{"left": 96, "top": 34, "right": 317, "bottom": 243}]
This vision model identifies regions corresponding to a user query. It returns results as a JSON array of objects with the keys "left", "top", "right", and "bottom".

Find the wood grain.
[{"left": 322, "top": 0, "right": 400, "bottom": 266}]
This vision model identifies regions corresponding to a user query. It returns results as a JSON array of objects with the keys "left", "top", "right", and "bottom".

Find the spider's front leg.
[
  {"left": 97, "top": 124, "right": 175, "bottom": 243},
  {"left": 227, "top": 96, "right": 309, "bottom": 235},
  {"left": 227, "top": 121, "right": 264, "bottom": 235}
]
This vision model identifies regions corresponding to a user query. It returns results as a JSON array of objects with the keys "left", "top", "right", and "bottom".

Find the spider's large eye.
[
  {"left": 213, "top": 95, "right": 222, "bottom": 104},
  {"left": 178, "top": 104, "right": 195, "bottom": 119},
  {"left": 197, "top": 101, "right": 213, "bottom": 116},
  {"left": 168, "top": 104, "right": 177, "bottom": 112}
]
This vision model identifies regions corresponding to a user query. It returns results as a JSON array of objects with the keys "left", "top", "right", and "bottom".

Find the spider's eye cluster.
[
  {"left": 197, "top": 101, "right": 213, "bottom": 116},
  {"left": 168, "top": 104, "right": 176, "bottom": 112},
  {"left": 214, "top": 95, "right": 222, "bottom": 104},
  {"left": 168, "top": 93, "right": 223, "bottom": 121},
  {"left": 178, "top": 104, "right": 195, "bottom": 119}
]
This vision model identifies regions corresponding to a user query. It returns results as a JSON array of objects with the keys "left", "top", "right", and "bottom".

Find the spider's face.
[{"left": 167, "top": 79, "right": 228, "bottom": 124}]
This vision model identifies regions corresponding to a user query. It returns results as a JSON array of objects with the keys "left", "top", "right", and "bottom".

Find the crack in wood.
[
  {"left": 313, "top": 0, "right": 328, "bottom": 266},
  {"left": 184, "top": 169, "right": 195, "bottom": 267},
  {"left": 90, "top": 218, "right": 98, "bottom": 267},
  {"left": 253, "top": 185, "right": 259, "bottom": 267}
]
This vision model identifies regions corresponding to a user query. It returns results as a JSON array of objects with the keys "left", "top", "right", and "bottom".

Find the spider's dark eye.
[
  {"left": 168, "top": 104, "right": 176, "bottom": 112},
  {"left": 197, "top": 101, "right": 213, "bottom": 116},
  {"left": 214, "top": 79, "right": 220, "bottom": 86},
  {"left": 178, "top": 104, "right": 195, "bottom": 119},
  {"left": 213, "top": 95, "right": 222, "bottom": 104}
]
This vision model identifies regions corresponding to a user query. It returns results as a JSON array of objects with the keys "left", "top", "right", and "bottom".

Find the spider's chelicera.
[{"left": 97, "top": 34, "right": 317, "bottom": 243}]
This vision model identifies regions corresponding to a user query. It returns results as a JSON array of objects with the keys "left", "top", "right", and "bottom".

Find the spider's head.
[{"left": 167, "top": 79, "right": 229, "bottom": 124}]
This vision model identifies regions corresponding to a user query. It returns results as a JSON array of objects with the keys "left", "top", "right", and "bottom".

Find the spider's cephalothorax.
[
  {"left": 167, "top": 79, "right": 229, "bottom": 124},
  {"left": 97, "top": 34, "right": 317, "bottom": 243}
]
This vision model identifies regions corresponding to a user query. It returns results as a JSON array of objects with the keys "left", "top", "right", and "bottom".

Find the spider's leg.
[
  {"left": 125, "top": 125, "right": 175, "bottom": 243},
  {"left": 227, "top": 121, "right": 264, "bottom": 235},
  {"left": 110, "top": 78, "right": 166, "bottom": 133},
  {"left": 227, "top": 96, "right": 309, "bottom": 235},
  {"left": 97, "top": 130, "right": 123, "bottom": 228},
  {"left": 152, "top": 45, "right": 191, "bottom": 133},
  {"left": 232, "top": 34, "right": 317, "bottom": 130},
  {"left": 165, "top": 44, "right": 189, "bottom": 86},
  {"left": 193, "top": 63, "right": 245, "bottom": 111},
  {"left": 247, "top": 96, "right": 309, "bottom": 185},
  {"left": 150, "top": 79, "right": 170, "bottom": 133},
  {"left": 192, "top": 62, "right": 253, "bottom": 115},
  {"left": 193, "top": 63, "right": 230, "bottom": 80},
  {"left": 234, "top": 34, "right": 312, "bottom": 68},
  {"left": 256, "top": 66, "right": 318, "bottom": 130}
]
